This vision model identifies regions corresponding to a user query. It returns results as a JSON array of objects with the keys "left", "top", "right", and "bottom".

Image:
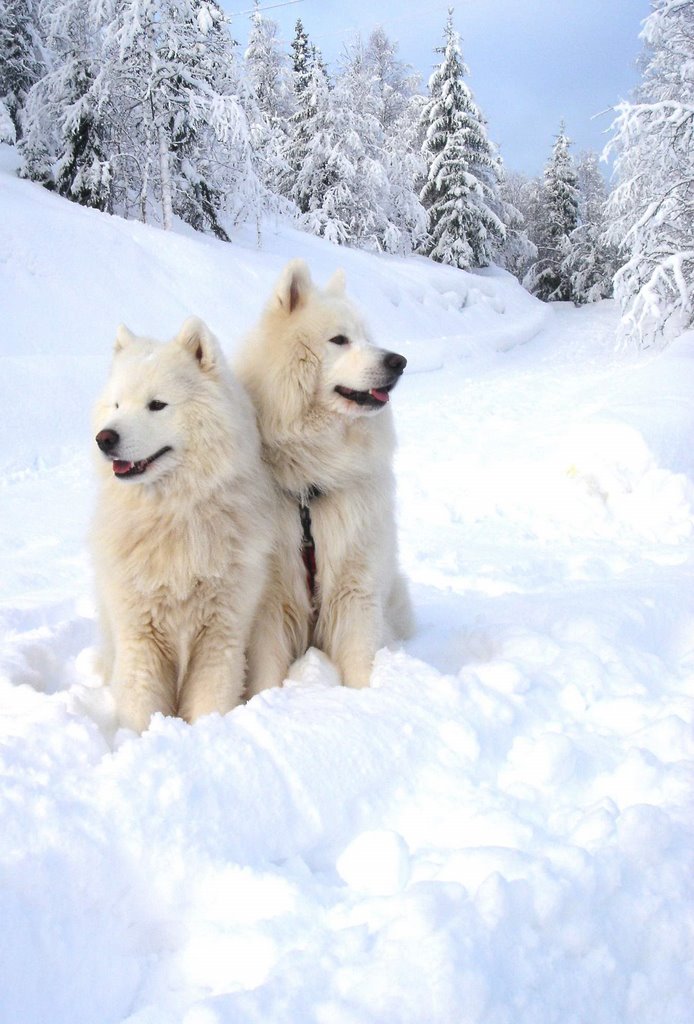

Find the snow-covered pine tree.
[
  {"left": 19, "top": 0, "right": 111, "bottom": 209},
  {"left": 285, "top": 28, "right": 425, "bottom": 255},
  {"left": 245, "top": 1, "right": 292, "bottom": 122},
  {"left": 562, "top": 150, "right": 619, "bottom": 304},
  {"left": 290, "top": 17, "right": 311, "bottom": 81},
  {"left": 364, "top": 27, "right": 428, "bottom": 255},
  {"left": 420, "top": 10, "right": 505, "bottom": 270},
  {"left": 283, "top": 18, "right": 318, "bottom": 209},
  {"left": 493, "top": 169, "right": 537, "bottom": 280},
  {"left": 53, "top": 62, "right": 110, "bottom": 208},
  {"left": 244, "top": 1, "right": 293, "bottom": 195},
  {"left": 96, "top": 0, "right": 261, "bottom": 237},
  {"left": 605, "top": 0, "right": 694, "bottom": 346},
  {"left": 315, "top": 36, "right": 386, "bottom": 247},
  {"left": 365, "top": 25, "right": 417, "bottom": 134},
  {"left": 0, "top": 0, "right": 44, "bottom": 139},
  {"left": 380, "top": 94, "right": 428, "bottom": 255},
  {"left": 524, "top": 122, "right": 579, "bottom": 301},
  {"left": 284, "top": 21, "right": 335, "bottom": 217},
  {"left": 290, "top": 55, "right": 338, "bottom": 231}
]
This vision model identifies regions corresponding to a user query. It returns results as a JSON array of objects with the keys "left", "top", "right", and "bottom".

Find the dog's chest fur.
[{"left": 97, "top": 484, "right": 243, "bottom": 601}]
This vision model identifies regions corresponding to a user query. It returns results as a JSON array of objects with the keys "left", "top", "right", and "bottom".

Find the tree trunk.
[{"left": 159, "top": 130, "right": 173, "bottom": 231}]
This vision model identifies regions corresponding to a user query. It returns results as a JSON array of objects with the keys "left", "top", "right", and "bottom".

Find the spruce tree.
[
  {"left": 318, "top": 35, "right": 390, "bottom": 249},
  {"left": 0, "top": 0, "right": 44, "bottom": 139},
  {"left": 291, "top": 18, "right": 311, "bottom": 79},
  {"left": 605, "top": 0, "right": 694, "bottom": 345},
  {"left": 366, "top": 25, "right": 418, "bottom": 134},
  {"left": 290, "top": 57, "right": 337, "bottom": 225},
  {"left": 494, "top": 170, "right": 537, "bottom": 280},
  {"left": 19, "top": 0, "right": 111, "bottom": 209},
  {"left": 97, "top": 0, "right": 260, "bottom": 235},
  {"left": 245, "top": 2, "right": 292, "bottom": 122},
  {"left": 561, "top": 151, "right": 619, "bottom": 304},
  {"left": 364, "top": 28, "right": 427, "bottom": 254},
  {"left": 524, "top": 122, "right": 579, "bottom": 301},
  {"left": 20, "top": 0, "right": 265, "bottom": 238},
  {"left": 285, "top": 21, "right": 331, "bottom": 214},
  {"left": 420, "top": 9, "right": 505, "bottom": 269},
  {"left": 53, "top": 59, "right": 110, "bottom": 209},
  {"left": 244, "top": 2, "right": 292, "bottom": 197}
]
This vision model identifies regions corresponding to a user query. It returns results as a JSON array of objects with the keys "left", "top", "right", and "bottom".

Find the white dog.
[
  {"left": 236, "top": 259, "right": 413, "bottom": 695},
  {"left": 92, "top": 317, "right": 273, "bottom": 733}
]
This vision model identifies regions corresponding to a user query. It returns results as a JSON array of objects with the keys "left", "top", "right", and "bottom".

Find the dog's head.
[
  {"left": 93, "top": 318, "right": 226, "bottom": 485},
  {"left": 261, "top": 259, "right": 407, "bottom": 421}
]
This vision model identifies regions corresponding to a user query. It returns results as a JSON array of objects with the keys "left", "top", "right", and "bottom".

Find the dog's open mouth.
[
  {"left": 334, "top": 384, "right": 394, "bottom": 408},
  {"left": 110, "top": 447, "right": 172, "bottom": 478}
]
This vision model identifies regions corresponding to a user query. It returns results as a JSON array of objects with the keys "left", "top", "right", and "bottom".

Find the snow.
[{"left": 1, "top": 143, "right": 693, "bottom": 1024}]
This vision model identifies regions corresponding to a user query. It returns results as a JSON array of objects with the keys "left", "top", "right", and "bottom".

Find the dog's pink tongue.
[
  {"left": 370, "top": 389, "right": 389, "bottom": 403},
  {"left": 113, "top": 460, "right": 134, "bottom": 475}
]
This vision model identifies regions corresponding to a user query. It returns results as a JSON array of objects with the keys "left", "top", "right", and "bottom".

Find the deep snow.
[{"left": 1, "top": 145, "right": 693, "bottom": 1024}]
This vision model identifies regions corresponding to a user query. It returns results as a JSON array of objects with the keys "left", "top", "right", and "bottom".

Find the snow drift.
[{"left": 1, "top": 146, "right": 693, "bottom": 1024}]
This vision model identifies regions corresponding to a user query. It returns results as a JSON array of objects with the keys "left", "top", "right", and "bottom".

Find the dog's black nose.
[
  {"left": 384, "top": 351, "right": 407, "bottom": 374},
  {"left": 96, "top": 428, "right": 119, "bottom": 452}
]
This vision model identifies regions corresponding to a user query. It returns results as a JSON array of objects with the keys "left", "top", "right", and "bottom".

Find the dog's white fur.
[
  {"left": 92, "top": 317, "right": 273, "bottom": 732},
  {"left": 236, "top": 259, "right": 413, "bottom": 694}
]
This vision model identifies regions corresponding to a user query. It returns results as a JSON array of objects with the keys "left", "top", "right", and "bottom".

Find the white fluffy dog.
[
  {"left": 92, "top": 317, "right": 273, "bottom": 732},
  {"left": 236, "top": 258, "right": 413, "bottom": 695}
]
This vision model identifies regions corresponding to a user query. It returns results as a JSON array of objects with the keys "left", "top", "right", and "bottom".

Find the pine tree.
[
  {"left": 365, "top": 25, "right": 418, "bottom": 133},
  {"left": 285, "top": 21, "right": 332, "bottom": 215},
  {"left": 53, "top": 58, "right": 110, "bottom": 209},
  {"left": 97, "top": 0, "right": 261, "bottom": 236},
  {"left": 524, "top": 122, "right": 579, "bottom": 301},
  {"left": 364, "top": 28, "right": 427, "bottom": 254},
  {"left": 245, "top": 2, "right": 292, "bottom": 122},
  {"left": 244, "top": 2, "right": 293, "bottom": 196},
  {"left": 420, "top": 10, "right": 505, "bottom": 269},
  {"left": 291, "top": 18, "right": 311, "bottom": 79},
  {"left": 494, "top": 170, "right": 537, "bottom": 279},
  {"left": 20, "top": 0, "right": 265, "bottom": 238},
  {"left": 320, "top": 38, "right": 381, "bottom": 246},
  {"left": 562, "top": 151, "right": 619, "bottom": 304},
  {"left": 605, "top": 0, "right": 694, "bottom": 346},
  {"left": 0, "top": 0, "right": 44, "bottom": 139},
  {"left": 19, "top": 0, "right": 111, "bottom": 209},
  {"left": 286, "top": 29, "right": 426, "bottom": 254},
  {"left": 380, "top": 93, "right": 428, "bottom": 255},
  {"left": 290, "top": 57, "right": 337, "bottom": 226}
]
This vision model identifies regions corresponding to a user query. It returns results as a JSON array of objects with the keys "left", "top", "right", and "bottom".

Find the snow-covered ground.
[{"left": 1, "top": 145, "right": 693, "bottom": 1024}]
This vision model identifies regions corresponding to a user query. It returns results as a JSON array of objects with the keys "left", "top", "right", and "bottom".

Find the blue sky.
[{"left": 223, "top": 0, "right": 651, "bottom": 177}]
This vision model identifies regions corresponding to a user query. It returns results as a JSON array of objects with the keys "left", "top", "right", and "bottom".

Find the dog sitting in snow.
[
  {"left": 236, "top": 258, "right": 413, "bottom": 695},
  {"left": 91, "top": 317, "right": 273, "bottom": 732}
]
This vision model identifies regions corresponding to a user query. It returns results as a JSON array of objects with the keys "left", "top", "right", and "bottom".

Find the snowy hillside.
[{"left": 2, "top": 145, "right": 693, "bottom": 1024}]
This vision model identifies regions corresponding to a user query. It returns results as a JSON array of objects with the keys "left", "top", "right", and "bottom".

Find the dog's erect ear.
[
  {"left": 274, "top": 259, "right": 312, "bottom": 315},
  {"left": 324, "top": 268, "right": 346, "bottom": 297},
  {"left": 175, "top": 316, "right": 220, "bottom": 373},
  {"left": 114, "top": 324, "right": 137, "bottom": 353}
]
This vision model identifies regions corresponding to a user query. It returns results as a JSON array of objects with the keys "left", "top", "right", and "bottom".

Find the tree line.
[{"left": 1, "top": 0, "right": 691, "bottom": 347}]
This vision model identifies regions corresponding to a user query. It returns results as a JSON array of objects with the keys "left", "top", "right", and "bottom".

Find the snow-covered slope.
[{"left": 1, "top": 145, "right": 693, "bottom": 1024}]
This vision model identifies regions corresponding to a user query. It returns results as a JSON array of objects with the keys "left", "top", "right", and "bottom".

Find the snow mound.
[{"left": 1, "top": 153, "right": 694, "bottom": 1024}]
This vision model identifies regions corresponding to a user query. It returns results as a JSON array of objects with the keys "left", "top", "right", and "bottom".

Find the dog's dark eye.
[
  {"left": 148, "top": 400, "right": 167, "bottom": 411},
  {"left": 329, "top": 334, "right": 349, "bottom": 346}
]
